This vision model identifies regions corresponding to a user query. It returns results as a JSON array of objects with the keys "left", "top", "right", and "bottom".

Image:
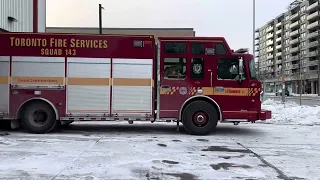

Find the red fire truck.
[{"left": 0, "top": 32, "right": 271, "bottom": 135}]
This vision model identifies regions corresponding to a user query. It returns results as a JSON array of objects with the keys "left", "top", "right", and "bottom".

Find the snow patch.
[
  {"left": 291, "top": 93, "right": 319, "bottom": 97},
  {"left": 262, "top": 99, "right": 320, "bottom": 126}
]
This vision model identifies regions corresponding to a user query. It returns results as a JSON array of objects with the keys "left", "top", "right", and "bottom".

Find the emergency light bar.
[
  {"left": 235, "top": 48, "right": 249, "bottom": 53},
  {"left": 133, "top": 40, "right": 152, "bottom": 48}
]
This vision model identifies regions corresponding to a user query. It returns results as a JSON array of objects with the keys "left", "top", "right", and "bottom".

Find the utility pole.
[
  {"left": 253, "top": 0, "right": 258, "bottom": 78},
  {"left": 318, "top": 0, "right": 320, "bottom": 96},
  {"left": 99, "top": 4, "right": 104, "bottom": 34}
]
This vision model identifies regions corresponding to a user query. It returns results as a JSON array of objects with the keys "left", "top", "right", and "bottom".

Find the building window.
[
  {"left": 163, "top": 58, "right": 186, "bottom": 79},
  {"left": 217, "top": 58, "right": 245, "bottom": 80},
  {"left": 164, "top": 42, "right": 186, "bottom": 54}
]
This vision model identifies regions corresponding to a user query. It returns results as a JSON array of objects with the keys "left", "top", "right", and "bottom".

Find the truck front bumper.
[{"left": 259, "top": 110, "right": 272, "bottom": 120}]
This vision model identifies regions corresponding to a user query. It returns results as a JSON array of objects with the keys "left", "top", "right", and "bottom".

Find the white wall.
[{"left": 0, "top": 0, "right": 46, "bottom": 32}]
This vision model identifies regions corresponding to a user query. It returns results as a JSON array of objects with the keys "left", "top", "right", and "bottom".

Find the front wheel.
[
  {"left": 22, "top": 101, "right": 57, "bottom": 134},
  {"left": 182, "top": 101, "right": 219, "bottom": 135}
]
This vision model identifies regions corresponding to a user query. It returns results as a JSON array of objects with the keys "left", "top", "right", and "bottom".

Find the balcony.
[
  {"left": 307, "top": 11, "right": 319, "bottom": 20},
  {"left": 290, "top": 21, "right": 299, "bottom": 28},
  {"left": 307, "top": 21, "right": 319, "bottom": 29},
  {"left": 307, "top": 60, "right": 319, "bottom": 66},
  {"left": 292, "top": 64, "right": 300, "bottom": 69},
  {"left": 276, "top": 22, "right": 282, "bottom": 27},
  {"left": 308, "top": 51, "right": 317, "bottom": 57},
  {"left": 276, "top": 52, "right": 282, "bottom": 56},
  {"left": 290, "top": 29, "right": 299, "bottom": 36},
  {"left": 307, "top": 1, "right": 319, "bottom": 11},
  {"left": 291, "top": 55, "right": 299, "bottom": 60},
  {"left": 290, "top": 38, "right": 299, "bottom": 44},
  {"left": 276, "top": 59, "right": 282, "bottom": 64},
  {"left": 290, "top": 12, "right": 299, "bottom": 20},
  {"left": 308, "top": 31, "right": 318, "bottom": 38},
  {"left": 267, "top": 54, "right": 274, "bottom": 59},
  {"left": 276, "top": 29, "right": 282, "bottom": 35},
  {"left": 266, "top": 40, "right": 274, "bottom": 46},
  {"left": 266, "top": 26, "right": 273, "bottom": 33},
  {"left": 290, "top": 47, "right": 299, "bottom": 52},
  {"left": 267, "top": 48, "right": 274, "bottom": 53},
  {"left": 308, "top": 41, "right": 318, "bottom": 48},
  {"left": 276, "top": 45, "right": 282, "bottom": 49},
  {"left": 276, "top": 37, "right": 282, "bottom": 42},
  {"left": 266, "top": 33, "right": 274, "bottom": 39}
]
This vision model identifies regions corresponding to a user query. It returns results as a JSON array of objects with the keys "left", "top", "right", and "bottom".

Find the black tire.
[
  {"left": 22, "top": 101, "right": 57, "bottom": 134},
  {"left": 182, "top": 100, "right": 219, "bottom": 135}
]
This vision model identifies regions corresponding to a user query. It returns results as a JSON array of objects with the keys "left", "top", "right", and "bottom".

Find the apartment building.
[{"left": 255, "top": 0, "right": 320, "bottom": 94}]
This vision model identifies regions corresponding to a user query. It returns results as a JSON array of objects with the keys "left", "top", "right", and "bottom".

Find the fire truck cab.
[
  {"left": 157, "top": 37, "right": 271, "bottom": 135},
  {"left": 0, "top": 33, "right": 271, "bottom": 135}
]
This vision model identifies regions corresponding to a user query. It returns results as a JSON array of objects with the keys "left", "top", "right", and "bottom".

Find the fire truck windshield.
[{"left": 249, "top": 59, "right": 258, "bottom": 80}]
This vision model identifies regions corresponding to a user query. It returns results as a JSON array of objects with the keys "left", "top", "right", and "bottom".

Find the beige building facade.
[{"left": 46, "top": 27, "right": 196, "bottom": 44}]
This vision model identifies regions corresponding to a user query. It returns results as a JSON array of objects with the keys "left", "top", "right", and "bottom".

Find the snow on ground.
[
  {"left": 1, "top": 122, "right": 320, "bottom": 180},
  {"left": 264, "top": 92, "right": 319, "bottom": 97},
  {"left": 291, "top": 93, "right": 319, "bottom": 97},
  {"left": 0, "top": 125, "right": 280, "bottom": 180},
  {"left": 262, "top": 98, "right": 320, "bottom": 125}
]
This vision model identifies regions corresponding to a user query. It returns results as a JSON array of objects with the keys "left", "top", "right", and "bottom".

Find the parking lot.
[{"left": 1, "top": 122, "right": 319, "bottom": 180}]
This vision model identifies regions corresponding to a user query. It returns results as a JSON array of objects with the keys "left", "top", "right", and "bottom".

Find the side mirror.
[{"left": 238, "top": 58, "right": 244, "bottom": 82}]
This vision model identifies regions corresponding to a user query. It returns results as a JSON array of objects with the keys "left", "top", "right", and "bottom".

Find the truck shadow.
[{"left": 52, "top": 122, "right": 265, "bottom": 137}]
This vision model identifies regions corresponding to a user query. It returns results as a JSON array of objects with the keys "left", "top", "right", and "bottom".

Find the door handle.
[{"left": 210, "top": 72, "right": 213, "bottom": 87}]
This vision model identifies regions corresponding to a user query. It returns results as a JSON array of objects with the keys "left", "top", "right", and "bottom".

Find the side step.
[{"left": 60, "top": 117, "right": 154, "bottom": 121}]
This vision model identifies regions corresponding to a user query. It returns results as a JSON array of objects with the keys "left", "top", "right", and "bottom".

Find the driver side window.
[{"left": 217, "top": 58, "right": 246, "bottom": 80}]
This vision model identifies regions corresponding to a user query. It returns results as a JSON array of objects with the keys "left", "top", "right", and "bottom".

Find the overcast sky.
[{"left": 46, "top": 0, "right": 294, "bottom": 54}]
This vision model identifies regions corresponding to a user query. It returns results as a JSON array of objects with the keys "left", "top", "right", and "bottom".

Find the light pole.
[
  {"left": 99, "top": 4, "right": 105, "bottom": 34},
  {"left": 253, "top": 0, "right": 258, "bottom": 77}
]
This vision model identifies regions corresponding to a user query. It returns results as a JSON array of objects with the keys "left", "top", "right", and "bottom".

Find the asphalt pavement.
[{"left": 264, "top": 95, "right": 320, "bottom": 106}]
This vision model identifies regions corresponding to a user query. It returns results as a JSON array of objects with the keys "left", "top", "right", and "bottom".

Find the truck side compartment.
[{"left": 0, "top": 33, "right": 156, "bottom": 124}]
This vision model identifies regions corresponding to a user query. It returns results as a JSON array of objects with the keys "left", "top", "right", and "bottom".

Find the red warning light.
[{"left": 144, "top": 41, "right": 152, "bottom": 47}]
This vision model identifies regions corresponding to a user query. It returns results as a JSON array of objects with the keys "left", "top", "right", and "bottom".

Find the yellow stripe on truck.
[
  {"left": 113, "top": 78, "right": 153, "bottom": 87},
  {"left": 68, "top": 78, "right": 110, "bottom": 86},
  {"left": 0, "top": 76, "right": 9, "bottom": 84},
  {"left": 160, "top": 87, "right": 261, "bottom": 97},
  {"left": 213, "top": 87, "right": 248, "bottom": 96},
  {"left": 11, "top": 76, "right": 65, "bottom": 85}
]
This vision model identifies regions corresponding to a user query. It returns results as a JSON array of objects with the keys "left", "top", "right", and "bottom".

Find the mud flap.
[
  {"left": 11, "top": 119, "right": 21, "bottom": 129},
  {"left": 176, "top": 120, "right": 179, "bottom": 132}
]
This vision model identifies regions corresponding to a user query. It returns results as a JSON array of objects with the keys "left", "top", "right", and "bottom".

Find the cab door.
[
  {"left": 188, "top": 42, "right": 215, "bottom": 92},
  {"left": 213, "top": 55, "right": 250, "bottom": 120},
  {"left": 158, "top": 41, "right": 190, "bottom": 119}
]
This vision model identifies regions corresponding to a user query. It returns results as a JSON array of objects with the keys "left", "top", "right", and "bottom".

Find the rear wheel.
[
  {"left": 182, "top": 100, "right": 219, "bottom": 135},
  {"left": 22, "top": 101, "right": 57, "bottom": 134}
]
